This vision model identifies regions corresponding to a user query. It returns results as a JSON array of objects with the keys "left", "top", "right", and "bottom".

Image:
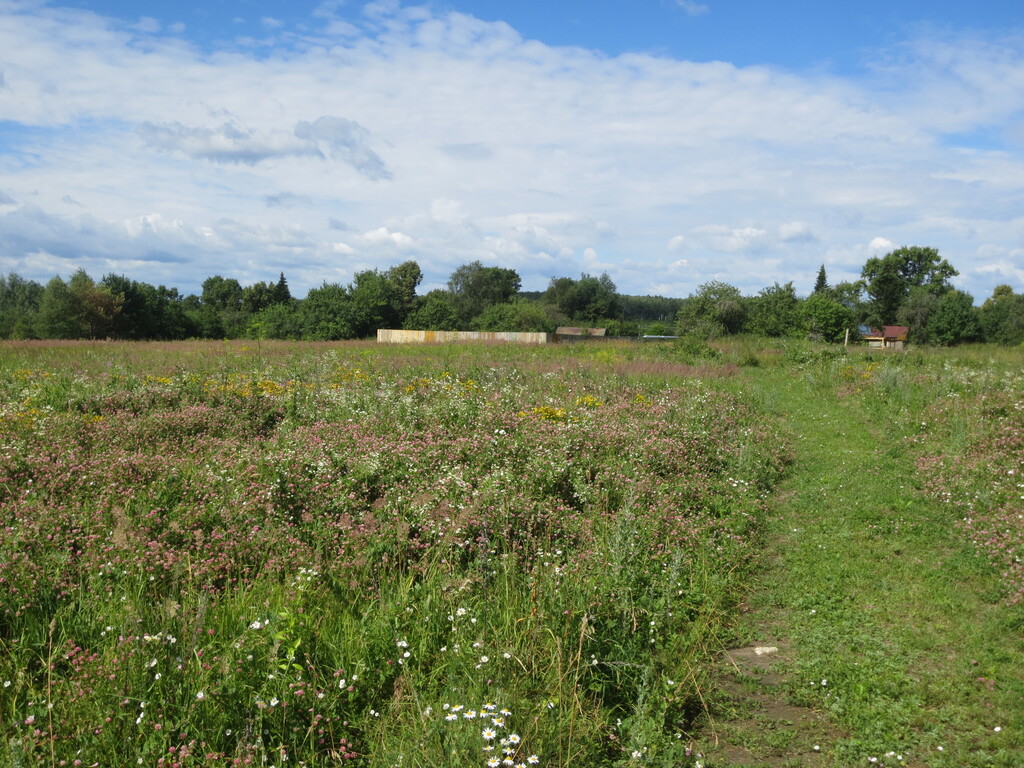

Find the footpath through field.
[{"left": 697, "top": 362, "right": 1024, "bottom": 768}]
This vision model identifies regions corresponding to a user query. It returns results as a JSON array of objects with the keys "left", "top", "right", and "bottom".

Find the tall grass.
[{"left": 0, "top": 340, "right": 787, "bottom": 767}]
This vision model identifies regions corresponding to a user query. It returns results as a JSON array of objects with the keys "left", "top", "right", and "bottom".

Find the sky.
[{"left": 1, "top": 0, "right": 1024, "bottom": 301}]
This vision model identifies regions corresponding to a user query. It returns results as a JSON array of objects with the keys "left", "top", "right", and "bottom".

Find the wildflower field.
[{"left": 0, "top": 340, "right": 789, "bottom": 767}]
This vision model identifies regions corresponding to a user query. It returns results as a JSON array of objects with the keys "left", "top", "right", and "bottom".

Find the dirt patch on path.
[{"left": 695, "top": 639, "right": 840, "bottom": 767}]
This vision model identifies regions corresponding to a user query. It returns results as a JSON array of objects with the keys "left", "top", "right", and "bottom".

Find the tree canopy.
[
  {"left": 862, "top": 246, "right": 958, "bottom": 327},
  {"left": 447, "top": 261, "right": 521, "bottom": 325},
  {"left": 675, "top": 281, "right": 747, "bottom": 338}
]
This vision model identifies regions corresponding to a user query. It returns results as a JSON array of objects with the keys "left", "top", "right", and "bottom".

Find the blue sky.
[{"left": 2, "top": 0, "right": 1024, "bottom": 300}]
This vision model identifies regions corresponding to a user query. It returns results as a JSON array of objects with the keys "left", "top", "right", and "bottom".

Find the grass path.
[{"left": 698, "top": 362, "right": 1024, "bottom": 767}]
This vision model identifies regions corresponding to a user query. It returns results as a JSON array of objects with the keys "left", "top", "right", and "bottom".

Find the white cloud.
[
  {"left": 692, "top": 225, "right": 770, "bottom": 253},
  {"left": 868, "top": 236, "right": 896, "bottom": 253},
  {"left": 361, "top": 227, "right": 413, "bottom": 247}
]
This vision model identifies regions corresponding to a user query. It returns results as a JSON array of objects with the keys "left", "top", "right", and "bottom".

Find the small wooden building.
[{"left": 862, "top": 325, "right": 909, "bottom": 350}]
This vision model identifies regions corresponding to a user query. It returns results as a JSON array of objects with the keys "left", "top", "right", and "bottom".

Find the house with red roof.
[{"left": 861, "top": 325, "right": 909, "bottom": 350}]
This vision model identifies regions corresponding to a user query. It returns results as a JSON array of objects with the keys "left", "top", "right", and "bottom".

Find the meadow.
[
  {"left": 0, "top": 340, "right": 788, "bottom": 767},
  {"left": 1, "top": 339, "right": 1022, "bottom": 768}
]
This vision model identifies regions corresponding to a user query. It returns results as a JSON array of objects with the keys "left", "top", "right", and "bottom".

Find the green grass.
[{"left": 699, "top": 342, "right": 1024, "bottom": 767}]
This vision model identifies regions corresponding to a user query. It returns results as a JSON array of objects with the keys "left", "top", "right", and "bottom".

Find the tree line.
[
  {"left": 0, "top": 261, "right": 644, "bottom": 342},
  {"left": 0, "top": 246, "right": 1020, "bottom": 345},
  {"left": 676, "top": 246, "right": 1022, "bottom": 346}
]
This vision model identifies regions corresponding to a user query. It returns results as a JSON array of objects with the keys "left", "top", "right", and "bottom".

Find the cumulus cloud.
[
  {"left": 868, "top": 236, "right": 896, "bottom": 252},
  {"left": 360, "top": 227, "right": 413, "bottom": 247}
]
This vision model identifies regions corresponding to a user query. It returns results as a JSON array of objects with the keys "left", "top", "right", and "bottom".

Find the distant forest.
[{"left": 1, "top": 247, "right": 1021, "bottom": 345}]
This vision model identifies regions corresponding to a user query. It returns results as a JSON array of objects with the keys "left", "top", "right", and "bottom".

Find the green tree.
[
  {"left": 544, "top": 273, "right": 620, "bottom": 324},
  {"left": 862, "top": 256, "right": 905, "bottom": 328},
  {"left": 472, "top": 299, "right": 556, "bottom": 333},
  {"left": 447, "top": 261, "right": 521, "bottom": 325},
  {"left": 928, "top": 290, "right": 980, "bottom": 346},
  {"left": 979, "top": 285, "right": 1024, "bottom": 345},
  {"left": 675, "top": 281, "right": 747, "bottom": 338},
  {"left": 200, "top": 275, "right": 246, "bottom": 337},
  {"left": 543, "top": 277, "right": 576, "bottom": 316},
  {"left": 101, "top": 274, "right": 194, "bottom": 340},
  {"left": 272, "top": 272, "right": 292, "bottom": 304},
  {"left": 573, "top": 273, "right": 620, "bottom": 324},
  {"left": 249, "top": 302, "right": 304, "bottom": 340},
  {"left": 300, "top": 283, "right": 358, "bottom": 340},
  {"left": 0, "top": 273, "right": 44, "bottom": 339},
  {"left": 861, "top": 246, "right": 957, "bottom": 327},
  {"left": 201, "top": 275, "right": 243, "bottom": 311},
  {"left": 830, "top": 280, "right": 865, "bottom": 315},
  {"left": 813, "top": 265, "right": 829, "bottom": 294},
  {"left": 65, "top": 269, "right": 122, "bottom": 338},
  {"left": 348, "top": 269, "right": 398, "bottom": 337},
  {"left": 242, "top": 281, "right": 277, "bottom": 314},
  {"left": 801, "top": 292, "right": 854, "bottom": 343},
  {"left": 151, "top": 285, "right": 195, "bottom": 339},
  {"left": 188, "top": 305, "right": 225, "bottom": 338},
  {"left": 896, "top": 286, "right": 941, "bottom": 345},
  {"left": 37, "top": 276, "right": 83, "bottom": 338},
  {"left": 403, "top": 290, "right": 459, "bottom": 331},
  {"left": 385, "top": 260, "right": 423, "bottom": 324},
  {"left": 747, "top": 282, "right": 799, "bottom": 338}
]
